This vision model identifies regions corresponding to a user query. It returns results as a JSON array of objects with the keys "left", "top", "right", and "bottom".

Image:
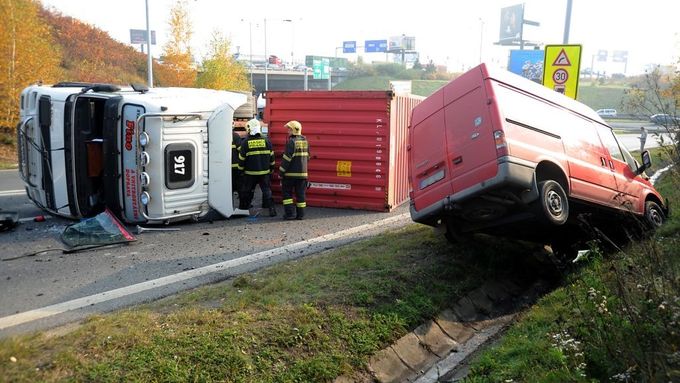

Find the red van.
[{"left": 408, "top": 64, "right": 668, "bottom": 252}]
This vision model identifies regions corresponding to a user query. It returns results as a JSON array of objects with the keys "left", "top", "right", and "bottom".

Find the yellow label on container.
[{"left": 337, "top": 161, "right": 352, "bottom": 177}]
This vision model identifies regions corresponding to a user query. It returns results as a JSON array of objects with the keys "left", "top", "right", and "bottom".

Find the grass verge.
[
  {"left": 464, "top": 168, "right": 680, "bottom": 382},
  {"left": 0, "top": 224, "right": 545, "bottom": 382}
]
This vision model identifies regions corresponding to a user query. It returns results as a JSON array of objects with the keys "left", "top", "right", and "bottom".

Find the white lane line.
[
  {"left": 0, "top": 213, "right": 411, "bottom": 330},
  {"left": 0, "top": 189, "right": 24, "bottom": 197}
]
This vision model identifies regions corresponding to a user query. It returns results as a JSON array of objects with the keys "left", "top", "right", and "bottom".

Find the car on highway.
[
  {"left": 596, "top": 108, "right": 617, "bottom": 118},
  {"left": 650, "top": 113, "right": 679, "bottom": 125}
]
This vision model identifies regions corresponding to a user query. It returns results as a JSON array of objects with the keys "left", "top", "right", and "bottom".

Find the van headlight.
[
  {"left": 140, "top": 191, "right": 150, "bottom": 205},
  {"left": 140, "top": 172, "right": 150, "bottom": 187},
  {"left": 140, "top": 151, "right": 150, "bottom": 166},
  {"left": 139, "top": 132, "right": 149, "bottom": 146}
]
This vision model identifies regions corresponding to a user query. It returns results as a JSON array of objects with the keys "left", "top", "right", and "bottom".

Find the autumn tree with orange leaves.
[
  {"left": 0, "top": 0, "right": 61, "bottom": 129},
  {"left": 155, "top": 0, "right": 196, "bottom": 87},
  {"left": 196, "top": 32, "right": 250, "bottom": 92}
]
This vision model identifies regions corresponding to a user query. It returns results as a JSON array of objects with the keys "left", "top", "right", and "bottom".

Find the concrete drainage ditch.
[{"left": 334, "top": 278, "right": 552, "bottom": 383}]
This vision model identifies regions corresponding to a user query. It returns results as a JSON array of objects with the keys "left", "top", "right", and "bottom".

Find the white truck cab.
[{"left": 17, "top": 82, "right": 249, "bottom": 224}]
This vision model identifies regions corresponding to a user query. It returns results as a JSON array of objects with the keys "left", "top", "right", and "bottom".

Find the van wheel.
[
  {"left": 644, "top": 201, "right": 665, "bottom": 229},
  {"left": 535, "top": 180, "right": 569, "bottom": 225}
]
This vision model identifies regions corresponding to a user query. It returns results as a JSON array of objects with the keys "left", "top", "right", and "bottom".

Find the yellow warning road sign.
[{"left": 542, "top": 44, "right": 582, "bottom": 100}]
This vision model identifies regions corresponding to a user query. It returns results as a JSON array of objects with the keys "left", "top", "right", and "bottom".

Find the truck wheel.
[
  {"left": 535, "top": 180, "right": 569, "bottom": 225},
  {"left": 644, "top": 201, "right": 665, "bottom": 229}
]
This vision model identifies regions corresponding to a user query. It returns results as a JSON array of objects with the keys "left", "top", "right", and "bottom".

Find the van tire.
[
  {"left": 644, "top": 201, "right": 665, "bottom": 229},
  {"left": 534, "top": 180, "right": 569, "bottom": 225}
]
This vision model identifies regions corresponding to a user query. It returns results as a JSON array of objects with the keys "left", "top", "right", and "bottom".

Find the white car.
[{"left": 596, "top": 108, "right": 617, "bottom": 118}]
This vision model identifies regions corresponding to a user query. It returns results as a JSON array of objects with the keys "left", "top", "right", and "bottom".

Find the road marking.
[
  {"left": 0, "top": 213, "right": 411, "bottom": 330},
  {"left": 0, "top": 189, "right": 24, "bottom": 197}
]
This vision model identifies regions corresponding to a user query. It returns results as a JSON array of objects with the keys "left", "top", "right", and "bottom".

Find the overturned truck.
[{"left": 17, "top": 83, "right": 255, "bottom": 224}]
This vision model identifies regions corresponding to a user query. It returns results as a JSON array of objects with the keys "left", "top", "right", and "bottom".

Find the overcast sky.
[{"left": 41, "top": 0, "right": 679, "bottom": 75}]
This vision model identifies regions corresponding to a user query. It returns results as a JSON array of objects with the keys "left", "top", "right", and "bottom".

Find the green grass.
[
  {"left": 0, "top": 225, "right": 545, "bottom": 382},
  {"left": 577, "top": 84, "right": 629, "bottom": 113},
  {"left": 464, "top": 171, "right": 680, "bottom": 382},
  {"left": 333, "top": 76, "right": 448, "bottom": 97}
]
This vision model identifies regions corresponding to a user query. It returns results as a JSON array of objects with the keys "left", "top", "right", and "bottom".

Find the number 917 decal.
[{"left": 165, "top": 143, "right": 195, "bottom": 189}]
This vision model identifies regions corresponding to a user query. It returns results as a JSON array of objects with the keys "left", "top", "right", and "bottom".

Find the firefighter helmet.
[
  {"left": 246, "top": 119, "right": 261, "bottom": 135},
  {"left": 285, "top": 120, "right": 302, "bottom": 135}
]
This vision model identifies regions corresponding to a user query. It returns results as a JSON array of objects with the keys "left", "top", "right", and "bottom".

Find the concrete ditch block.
[
  {"left": 480, "top": 280, "right": 512, "bottom": 303},
  {"left": 368, "top": 347, "right": 412, "bottom": 383},
  {"left": 392, "top": 332, "right": 438, "bottom": 374},
  {"left": 413, "top": 320, "right": 459, "bottom": 357},
  {"left": 434, "top": 309, "right": 475, "bottom": 345},
  {"left": 453, "top": 296, "right": 485, "bottom": 322},
  {"left": 468, "top": 287, "right": 495, "bottom": 315}
]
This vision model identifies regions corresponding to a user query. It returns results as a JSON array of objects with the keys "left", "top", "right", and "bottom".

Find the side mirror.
[{"left": 635, "top": 150, "right": 652, "bottom": 175}]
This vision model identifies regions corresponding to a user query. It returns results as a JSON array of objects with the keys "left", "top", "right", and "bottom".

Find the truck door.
[{"left": 594, "top": 125, "right": 641, "bottom": 212}]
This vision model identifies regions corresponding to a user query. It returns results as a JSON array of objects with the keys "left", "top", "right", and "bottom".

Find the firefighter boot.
[
  {"left": 296, "top": 206, "right": 305, "bottom": 220},
  {"left": 283, "top": 204, "right": 296, "bottom": 220},
  {"left": 269, "top": 206, "right": 277, "bottom": 217}
]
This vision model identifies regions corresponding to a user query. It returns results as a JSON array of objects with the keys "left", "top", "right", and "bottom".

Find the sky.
[{"left": 40, "top": 0, "right": 680, "bottom": 75}]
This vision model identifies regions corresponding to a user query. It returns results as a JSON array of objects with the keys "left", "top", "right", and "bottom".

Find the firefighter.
[
  {"left": 231, "top": 125, "right": 243, "bottom": 195},
  {"left": 279, "top": 120, "right": 310, "bottom": 220},
  {"left": 238, "top": 119, "right": 277, "bottom": 217}
]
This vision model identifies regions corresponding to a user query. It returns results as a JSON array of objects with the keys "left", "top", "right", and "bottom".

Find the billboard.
[
  {"left": 597, "top": 49, "right": 608, "bottom": 61},
  {"left": 499, "top": 4, "right": 523, "bottom": 44},
  {"left": 388, "top": 35, "right": 415, "bottom": 52},
  {"left": 508, "top": 50, "right": 544, "bottom": 83},
  {"left": 365, "top": 40, "right": 388, "bottom": 53},
  {"left": 343, "top": 41, "right": 356, "bottom": 54},
  {"left": 130, "top": 29, "right": 156, "bottom": 45},
  {"left": 612, "top": 50, "right": 628, "bottom": 63}
]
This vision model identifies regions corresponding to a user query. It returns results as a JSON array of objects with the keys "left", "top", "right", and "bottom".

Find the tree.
[
  {"left": 155, "top": 0, "right": 196, "bottom": 87},
  {"left": 195, "top": 31, "right": 250, "bottom": 92},
  {"left": 0, "top": 0, "right": 61, "bottom": 129}
]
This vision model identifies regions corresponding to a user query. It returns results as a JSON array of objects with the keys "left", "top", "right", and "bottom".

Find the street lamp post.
[
  {"left": 264, "top": 18, "right": 268, "bottom": 91},
  {"left": 145, "top": 0, "right": 153, "bottom": 87}
]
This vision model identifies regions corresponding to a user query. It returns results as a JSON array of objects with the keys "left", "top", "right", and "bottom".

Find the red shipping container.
[{"left": 264, "top": 91, "right": 423, "bottom": 211}]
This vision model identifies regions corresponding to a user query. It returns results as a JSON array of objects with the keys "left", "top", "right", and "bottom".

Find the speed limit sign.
[{"left": 552, "top": 69, "right": 568, "bottom": 84}]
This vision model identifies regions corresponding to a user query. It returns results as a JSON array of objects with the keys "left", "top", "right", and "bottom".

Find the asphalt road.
[{"left": 0, "top": 172, "right": 412, "bottom": 337}]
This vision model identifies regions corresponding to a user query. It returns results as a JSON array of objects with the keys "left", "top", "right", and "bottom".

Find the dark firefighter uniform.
[
  {"left": 238, "top": 119, "right": 277, "bottom": 216},
  {"left": 279, "top": 120, "right": 310, "bottom": 220},
  {"left": 231, "top": 129, "right": 242, "bottom": 193}
]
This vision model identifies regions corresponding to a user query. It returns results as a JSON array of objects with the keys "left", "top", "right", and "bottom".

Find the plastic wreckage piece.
[
  {"left": 61, "top": 208, "right": 135, "bottom": 249},
  {"left": 0, "top": 212, "right": 19, "bottom": 232}
]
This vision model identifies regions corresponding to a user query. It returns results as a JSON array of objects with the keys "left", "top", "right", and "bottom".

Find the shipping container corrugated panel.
[{"left": 264, "top": 91, "right": 422, "bottom": 211}]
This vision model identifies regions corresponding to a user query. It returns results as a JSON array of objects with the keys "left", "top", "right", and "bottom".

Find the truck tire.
[
  {"left": 534, "top": 180, "right": 569, "bottom": 225},
  {"left": 644, "top": 201, "right": 665, "bottom": 229}
]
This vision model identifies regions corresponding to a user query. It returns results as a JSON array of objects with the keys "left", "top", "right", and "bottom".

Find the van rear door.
[
  {"left": 409, "top": 89, "right": 453, "bottom": 212},
  {"left": 442, "top": 70, "right": 498, "bottom": 193}
]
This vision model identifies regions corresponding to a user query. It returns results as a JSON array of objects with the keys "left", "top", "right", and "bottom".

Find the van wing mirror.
[{"left": 635, "top": 150, "right": 652, "bottom": 175}]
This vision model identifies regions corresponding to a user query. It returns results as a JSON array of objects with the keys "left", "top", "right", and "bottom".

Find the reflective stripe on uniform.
[
  {"left": 284, "top": 172, "right": 307, "bottom": 177},
  {"left": 282, "top": 198, "right": 294, "bottom": 205},
  {"left": 296, "top": 202, "right": 306, "bottom": 208},
  {"left": 238, "top": 154, "right": 246, "bottom": 161},
  {"left": 292, "top": 152, "right": 309, "bottom": 157},
  {"left": 282, "top": 154, "right": 292, "bottom": 161},
  {"left": 244, "top": 169, "right": 271, "bottom": 175},
  {"left": 231, "top": 163, "right": 239, "bottom": 168},
  {"left": 246, "top": 150, "right": 272, "bottom": 156}
]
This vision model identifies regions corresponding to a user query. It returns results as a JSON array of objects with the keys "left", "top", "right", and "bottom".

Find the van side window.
[{"left": 597, "top": 126, "right": 623, "bottom": 161}]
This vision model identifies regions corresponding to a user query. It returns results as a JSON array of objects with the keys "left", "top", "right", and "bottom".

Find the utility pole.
[
  {"left": 563, "top": 0, "right": 573, "bottom": 44},
  {"left": 145, "top": 0, "right": 153, "bottom": 87}
]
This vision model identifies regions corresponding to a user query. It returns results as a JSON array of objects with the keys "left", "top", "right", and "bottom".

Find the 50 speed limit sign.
[{"left": 552, "top": 69, "right": 568, "bottom": 84}]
